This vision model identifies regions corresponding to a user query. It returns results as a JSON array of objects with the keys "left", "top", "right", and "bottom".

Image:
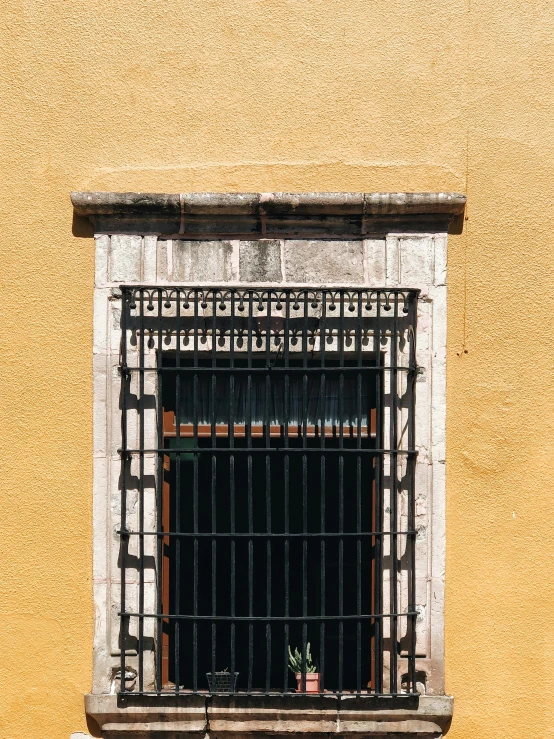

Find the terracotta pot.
[{"left": 295, "top": 672, "right": 320, "bottom": 693}]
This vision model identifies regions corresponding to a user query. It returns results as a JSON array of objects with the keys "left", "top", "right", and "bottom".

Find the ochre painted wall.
[{"left": 1, "top": 1, "right": 554, "bottom": 737}]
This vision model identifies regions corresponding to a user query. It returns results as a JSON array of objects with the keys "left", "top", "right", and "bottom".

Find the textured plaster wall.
[{"left": 1, "top": 1, "right": 554, "bottom": 738}]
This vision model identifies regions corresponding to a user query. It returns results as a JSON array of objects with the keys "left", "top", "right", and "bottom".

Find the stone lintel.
[
  {"left": 85, "top": 693, "right": 453, "bottom": 736},
  {"left": 71, "top": 192, "right": 466, "bottom": 237}
]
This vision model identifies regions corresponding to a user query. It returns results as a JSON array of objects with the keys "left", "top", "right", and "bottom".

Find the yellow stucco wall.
[{"left": 1, "top": 1, "right": 553, "bottom": 737}]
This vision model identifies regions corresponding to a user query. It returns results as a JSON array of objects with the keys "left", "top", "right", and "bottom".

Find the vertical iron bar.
[
  {"left": 338, "top": 292, "right": 345, "bottom": 694},
  {"left": 192, "top": 289, "right": 199, "bottom": 693},
  {"left": 156, "top": 288, "right": 164, "bottom": 692},
  {"left": 319, "top": 291, "right": 326, "bottom": 694},
  {"left": 283, "top": 292, "right": 290, "bottom": 693},
  {"left": 301, "top": 291, "right": 308, "bottom": 693},
  {"left": 374, "top": 291, "right": 383, "bottom": 694},
  {"left": 120, "top": 289, "right": 128, "bottom": 692},
  {"left": 408, "top": 294, "right": 418, "bottom": 693},
  {"left": 211, "top": 292, "right": 217, "bottom": 688},
  {"left": 356, "top": 292, "right": 362, "bottom": 695},
  {"left": 265, "top": 291, "right": 272, "bottom": 693},
  {"left": 247, "top": 291, "right": 254, "bottom": 693},
  {"left": 390, "top": 293, "right": 399, "bottom": 694},
  {"left": 230, "top": 291, "right": 236, "bottom": 688},
  {"left": 174, "top": 289, "right": 181, "bottom": 693},
  {"left": 138, "top": 288, "right": 145, "bottom": 692}
]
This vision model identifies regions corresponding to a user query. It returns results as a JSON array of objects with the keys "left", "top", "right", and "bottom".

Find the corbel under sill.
[{"left": 85, "top": 693, "right": 453, "bottom": 737}]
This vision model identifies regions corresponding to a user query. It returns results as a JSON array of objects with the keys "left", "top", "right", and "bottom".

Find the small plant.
[{"left": 288, "top": 643, "right": 317, "bottom": 674}]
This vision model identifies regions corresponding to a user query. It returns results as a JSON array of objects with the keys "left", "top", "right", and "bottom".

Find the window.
[
  {"left": 77, "top": 190, "right": 462, "bottom": 734},
  {"left": 119, "top": 286, "right": 418, "bottom": 696}
]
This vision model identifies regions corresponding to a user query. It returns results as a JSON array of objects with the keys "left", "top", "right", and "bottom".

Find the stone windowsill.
[{"left": 85, "top": 693, "right": 453, "bottom": 736}]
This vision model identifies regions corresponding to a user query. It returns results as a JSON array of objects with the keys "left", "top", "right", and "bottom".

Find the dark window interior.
[{"left": 161, "top": 356, "right": 378, "bottom": 692}]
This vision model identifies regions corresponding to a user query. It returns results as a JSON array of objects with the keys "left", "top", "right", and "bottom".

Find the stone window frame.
[{"left": 73, "top": 191, "right": 465, "bottom": 738}]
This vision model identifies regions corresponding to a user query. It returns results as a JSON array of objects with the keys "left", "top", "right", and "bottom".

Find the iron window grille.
[{"left": 118, "top": 286, "right": 419, "bottom": 697}]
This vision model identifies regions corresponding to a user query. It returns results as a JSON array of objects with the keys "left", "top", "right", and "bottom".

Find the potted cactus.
[{"left": 288, "top": 643, "right": 320, "bottom": 693}]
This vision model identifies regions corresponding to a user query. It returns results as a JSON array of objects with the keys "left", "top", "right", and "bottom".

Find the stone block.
[
  {"left": 110, "top": 235, "right": 142, "bottom": 282},
  {"left": 93, "top": 288, "right": 109, "bottom": 354},
  {"left": 363, "top": 239, "right": 386, "bottom": 285},
  {"left": 156, "top": 239, "right": 169, "bottom": 281},
  {"left": 95, "top": 234, "right": 109, "bottom": 287},
  {"left": 239, "top": 240, "right": 282, "bottom": 281},
  {"left": 92, "top": 457, "right": 109, "bottom": 581},
  {"left": 142, "top": 235, "right": 157, "bottom": 282},
  {"left": 283, "top": 240, "right": 363, "bottom": 283},
  {"left": 398, "top": 236, "right": 433, "bottom": 286},
  {"left": 433, "top": 235, "right": 447, "bottom": 286},
  {"left": 385, "top": 236, "right": 400, "bottom": 285},
  {"left": 92, "top": 353, "right": 108, "bottom": 456},
  {"left": 172, "top": 240, "right": 233, "bottom": 282}
]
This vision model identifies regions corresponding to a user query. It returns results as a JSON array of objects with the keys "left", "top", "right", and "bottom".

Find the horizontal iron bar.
[
  {"left": 118, "top": 530, "right": 417, "bottom": 538},
  {"left": 122, "top": 285, "right": 421, "bottom": 293},
  {"left": 119, "top": 689, "right": 419, "bottom": 697},
  {"left": 120, "top": 612, "right": 417, "bottom": 621},
  {"left": 120, "top": 447, "right": 417, "bottom": 455},
  {"left": 122, "top": 366, "right": 417, "bottom": 373}
]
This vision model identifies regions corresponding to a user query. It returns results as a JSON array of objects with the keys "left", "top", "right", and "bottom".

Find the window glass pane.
[{"left": 175, "top": 360, "right": 371, "bottom": 427}]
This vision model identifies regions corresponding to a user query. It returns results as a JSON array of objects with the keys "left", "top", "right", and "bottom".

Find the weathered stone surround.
[{"left": 74, "top": 191, "right": 465, "bottom": 737}]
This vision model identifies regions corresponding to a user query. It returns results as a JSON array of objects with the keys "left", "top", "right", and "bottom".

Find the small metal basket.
[{"left": 206, "top": 671, "right": 239, "bottom": 693}]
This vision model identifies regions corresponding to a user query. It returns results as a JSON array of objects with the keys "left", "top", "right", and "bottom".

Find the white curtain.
[{"left": 177, "top": 371, "right": 369, "bottom": 427}]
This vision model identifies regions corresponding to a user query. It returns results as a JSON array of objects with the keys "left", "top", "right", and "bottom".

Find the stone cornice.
[
  {"left": 85, "top": 693, "right": 454, "bottom": 737},
  {"left": 71, "top": 191, "right": 466, "bottom": 236}
]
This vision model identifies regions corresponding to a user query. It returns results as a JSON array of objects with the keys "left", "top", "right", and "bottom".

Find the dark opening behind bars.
[{"left": 118, "top": 286, "right": 419, "bottom": 697}]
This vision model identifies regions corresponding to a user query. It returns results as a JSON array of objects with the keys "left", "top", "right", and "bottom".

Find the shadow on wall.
[
  {"left": 448, "top": 213, "right": 464, "bottom": 235},
  {"left": 73, "top": 212, "right": 94, "bottom": 238},
  {"left": 70, "top": 721, "right": 101, "bottom": 739}
]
